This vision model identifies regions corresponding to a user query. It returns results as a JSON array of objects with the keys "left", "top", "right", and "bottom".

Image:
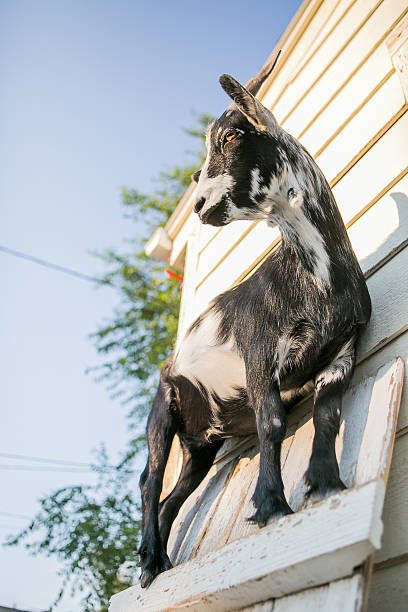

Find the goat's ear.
[
  {"left": 219, "top": 74, "right": 277, "bottom": 132},
  {"left": 192, "top": 170, "right": 201, "bottom": 183}
]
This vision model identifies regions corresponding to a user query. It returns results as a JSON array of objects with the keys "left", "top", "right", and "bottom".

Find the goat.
[{"left": 138, "top": 54, "right": 371, "bottom": 588}]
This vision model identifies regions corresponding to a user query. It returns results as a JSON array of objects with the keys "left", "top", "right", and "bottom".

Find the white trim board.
[{"left": 109, "top": 358, "right": 404, "bottom": 611}]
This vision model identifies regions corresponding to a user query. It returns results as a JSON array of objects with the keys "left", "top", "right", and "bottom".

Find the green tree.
[{"left": 5, "top": 113, "right": 213, "bottom": 611}]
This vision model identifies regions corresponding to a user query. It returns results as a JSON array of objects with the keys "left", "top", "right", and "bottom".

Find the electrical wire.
[
  {"left": 0, "top": 511, "right": 32, "bottom": 520},
  {"left": 0, "top": 452, "right": 92, "bottom": 468},
  {"left": 0, "top": 464, "right": 99, "bottom": 473},
  {"left": 0, "top": 245, "right": 115, "bottom": 288}
]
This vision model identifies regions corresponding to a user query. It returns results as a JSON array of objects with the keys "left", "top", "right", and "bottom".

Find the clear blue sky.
[{"left": 0, "top": 1, "right": 303, "bottom": 609}]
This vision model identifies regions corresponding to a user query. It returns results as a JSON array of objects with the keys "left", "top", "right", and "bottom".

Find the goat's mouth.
[{"left": 200, "top": 198, "right": 230, "bottom": 226}]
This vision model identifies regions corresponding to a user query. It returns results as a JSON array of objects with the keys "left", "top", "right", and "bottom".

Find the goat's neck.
[{"left": 262, "top": 170, "right": 351, "bottom": 288}]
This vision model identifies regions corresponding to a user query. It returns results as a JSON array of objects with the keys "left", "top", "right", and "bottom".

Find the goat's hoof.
[
  {"left": 139, "top": 547, "right": 172, "bottom": 589},
  {"left": 304, "top": 469, "right": 346, "bottom": 503},
  {"left": 247, "top": 495, "right": 293, "bottom": 528}
]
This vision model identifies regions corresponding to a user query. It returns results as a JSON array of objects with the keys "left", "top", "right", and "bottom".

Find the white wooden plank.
[
  {"left": 169, "top": 212, "right": 195, "bottom": 268},
  {"left": 273, "top": 574, "right": 363, "bottom": 612},
  {"left": 196, "top": 220, "right": 255, "bottom": 284},
  {"left": 368, "top": 561, "right": 408, "bottom": 612},
  {"left": 387, "top": 13, "right": 408, "bottom": 102},
  {"left": 261, "top": 0, "right": 356, "bottom": 110},
  {"left": 195, "top": 446, "right": 259, "bottom": 556},
  {"left": 332, "top": 110, "right": 408, "bottom": 213},
  {"left": 375, "top": 433, "right": 408, "bottom": 564},
  {"left": 227, "top": 425, "right": 296, "bottom": 545},
  {"left": 315, "top": 72, "right": 405, "bottom": 183},
  {"left": 241, "top": 574, "right": 364, "bottom": 612},
  {"left": 282, "top": 0, "right": 407, "bottom": 136},
  {"left": 109, "top": 481, "right": 383, "bottom": 612},
  {"left": 168, "top": 459, "right": 237, "bottom": 565},
  {"left": 241, "top": 601, "right": 274, "bottom": 612},
  {"left": 273, "top": 0, "right": 381, "bottom": 122},
  {"left": 198, "top": 221, "right": 221, "bottom": 253},
  {"left": 196, "top": 220, "right": 279, "bottom": 290},
  {"left": 351, "top": 327, "right": 408, "bottom": 434},
  {"left": 348, "top": 172, "right": 408, "bottom": 275},
  {"left": 176, "top": 222, "right": 200, "bottom": 338},
  {"left": 300, "top": 43, "right": 393, "bottom": 153},
  {"left": 359, "top": 244, "right": 408, "bottom": 360},
  {"left": 355, "top": 358, "right": 404, "bottom": 484}
]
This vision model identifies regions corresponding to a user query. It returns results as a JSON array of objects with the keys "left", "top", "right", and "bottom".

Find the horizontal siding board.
[
  {"left": 359, "top": 244, "right": 408, "bottom": 359},
  {"left": 281, "top": 0, "right": 407, "bottom": 136},
  {"left": 375, "top": 433, "right": 408, "bottom": 565},
  {"left": 315, "top": 72, "right": 405, "bottom": 183},
  {"left": 368, "top": 561, "right": 408, "bottom": 612},
  {"left": 242, "top": 574, "right": 364, "bottom": 612},
  {"left": 332, "top": 110, "right": 408, "bottom": 215},
  {"left": 273, "top": 0, "right": 381, "bottom": 122},
  {"left": 196, "top": 220, "right": 256, "bottom": 285},
  {"left": 261, "top": 0, "right": 354, "bottom": 110},
  {"left": 300, "top": 42, "right": 393, "bottom": 153},
  {"left": 347, "top": 172, "right": 408, "bottom": 276},
  {"left": 351, "top": 329, "right": 408, "bottom": 433}
]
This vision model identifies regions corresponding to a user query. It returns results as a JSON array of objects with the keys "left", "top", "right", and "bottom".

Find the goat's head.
[{"left": 193, "top": 70, "right": 284, "bottom": 227}]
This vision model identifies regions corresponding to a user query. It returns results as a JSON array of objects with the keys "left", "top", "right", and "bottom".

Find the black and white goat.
[{"left": 138, "top": 58, "right": 371, "bottom": 588}]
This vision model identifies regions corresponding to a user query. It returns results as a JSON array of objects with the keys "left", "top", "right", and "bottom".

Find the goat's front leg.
[
  {"left": 248, "top": 372, "right": 293, "bottom": 527},
  {"left": 304, "top": 337, "right": 356, "bottom": 500},
  {"left": 138, "top": 381, "right": 176, "bottom": 588}
]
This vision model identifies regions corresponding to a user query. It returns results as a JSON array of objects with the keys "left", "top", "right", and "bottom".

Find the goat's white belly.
[{"left": 172, "top": 311, "right": 246, "bottom": 400}]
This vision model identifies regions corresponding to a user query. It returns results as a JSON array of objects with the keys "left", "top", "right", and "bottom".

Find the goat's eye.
[{"left": 225, "top": 132, "right": 236, "bottom": 143}]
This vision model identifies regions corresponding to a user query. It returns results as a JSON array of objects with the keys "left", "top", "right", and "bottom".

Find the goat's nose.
[{"left": 194, "top": 197, "right": 206, "bottom": 214}]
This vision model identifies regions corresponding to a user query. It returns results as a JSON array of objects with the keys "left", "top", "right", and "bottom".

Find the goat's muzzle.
[
  {"left": 197, "top": 197, "right": 229, "bottom": 226},
  {"left": 194, "top": 197, "right": 206, "bottom": 215}
]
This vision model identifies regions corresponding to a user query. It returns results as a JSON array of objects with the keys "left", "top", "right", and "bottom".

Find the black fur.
[{"left": 138, "top": 75, "right": 371, "bottom": 588}]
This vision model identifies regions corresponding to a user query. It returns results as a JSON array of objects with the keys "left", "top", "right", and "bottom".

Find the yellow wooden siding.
[{"left": 166, "top": 0, "right": 408, "bottom": 605}]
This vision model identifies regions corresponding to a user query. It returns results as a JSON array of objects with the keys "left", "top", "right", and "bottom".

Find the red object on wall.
[{"left": 165, "top": 268, "right": 184, "bottom": 290}]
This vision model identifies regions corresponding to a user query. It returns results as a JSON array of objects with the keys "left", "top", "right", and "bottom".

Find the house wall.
[{"left": 166, "top": 0, "right": 408, "bottom": 607}]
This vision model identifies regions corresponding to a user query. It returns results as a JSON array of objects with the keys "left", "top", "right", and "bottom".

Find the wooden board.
[
  {"left": 273, "top": 0, "right": 382, "bottom": 122},
  {"left": 368, "top": 560, "right": 408, "bottom": 612},
  {"left": 242, "top": 574, "right": 364, "bottom": 612},
  {"left": 315, "top": 72, "right": 405, "bottom": 184},
  {"left": 281, "top": 1, "right": 407, "bottom": 136},
  {"left": 299, "top": 42, "right": 393, "bottom": 151},
  {"left": 109, "top": 358, "right": 403, "bottom": 611},
  {"left": 110, "top": 481, "right": 382, "bottom": 612}
]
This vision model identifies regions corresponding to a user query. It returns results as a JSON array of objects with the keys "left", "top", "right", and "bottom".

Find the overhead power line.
[
  {"left": 0, "top": 451, "right": 92, "bottom": 468},
  {"left": 0, "top": 511, "right": 31, "bottom": 520},
  {"left": 0, "top": 245, "right": 115, "bottom": 288},
  {"left": 0, "top": 464, "right": 99, "bottom": 473},
  {"left": 0, "top": 452, "right": 136, "bottom": 474}
]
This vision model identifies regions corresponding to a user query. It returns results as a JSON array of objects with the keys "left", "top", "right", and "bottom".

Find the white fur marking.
[
  {"left": 172, "top": 310, "right": 246, "bottom": 402},
  {"left": 250, "top": 167, "right": 261, "bottom": 202},
  {"left": 316, "top": 338, "right": 355, "bottom": 391}
]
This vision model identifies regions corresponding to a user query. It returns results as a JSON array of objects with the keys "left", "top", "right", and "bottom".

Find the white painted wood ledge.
[{"left": 109, "top": 358, "right": 404, "bottom": 612}]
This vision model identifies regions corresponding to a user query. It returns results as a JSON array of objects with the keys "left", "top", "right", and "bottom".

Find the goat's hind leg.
[
  {"left": 158, "top": 436, "right": 223, "bottom": 548},
  {"left": 138, "top": 379, "right": 176, "bottom": 588},
  {"left": 304, "top": 337, "right": 356, "bottom": 500}
]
